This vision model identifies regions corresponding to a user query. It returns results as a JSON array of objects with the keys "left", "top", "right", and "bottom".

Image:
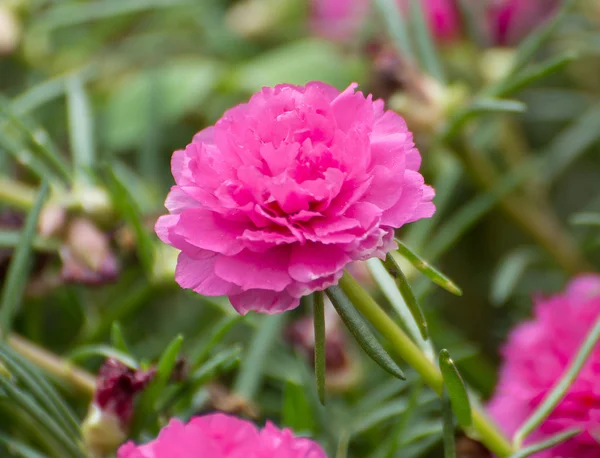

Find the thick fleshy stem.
[
  {"left": 8, "top": 333, "right": 96, "bottom": 396},
  {"left": 338, "top": 272, "right": 514, "bottom": 458}
]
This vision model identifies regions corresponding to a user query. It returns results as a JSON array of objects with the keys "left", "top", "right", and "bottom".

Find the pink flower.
[
  {"left": 488, "top": 275, "right": 600, "bottom": 458},
  {"left": 155, "top": 82, "right": 434, "bottom": 314},
  {"left": 487, "top": 0, "right": 563, "bottom": 46},
  {"left": 311, "top": 0, "right": 461, "bottom": 42},
  {"left": 117, "top": 413, "right": 327, "bottom": 458}
]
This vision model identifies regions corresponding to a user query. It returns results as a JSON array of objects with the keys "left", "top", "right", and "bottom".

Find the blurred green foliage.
[{"left": 0, "top": 0, "right": 599, "bottom": 457}]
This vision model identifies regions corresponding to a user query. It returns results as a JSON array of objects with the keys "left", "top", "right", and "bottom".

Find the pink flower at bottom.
[
  {"left": 488, "top": 275, "right": 600, "bottom": 458},
  {"left": 117, "top": 413, "right": 328, "bottom": 458},
  {"left": 155, "top": 82, "right": 434, "bottom": 315}
]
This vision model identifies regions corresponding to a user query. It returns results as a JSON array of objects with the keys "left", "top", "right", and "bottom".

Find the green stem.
[
  {"left": 338, "top": 272, "right": 514, "bottom": 458},
  {"left": 8, "top": 334, "right": 96, "bottom": 396},
  {"left": 313, "top": 291, "right": 326, "bottom": 405},
  {"left": 0, "top": 178, "right": 36, "bottom": 210}
]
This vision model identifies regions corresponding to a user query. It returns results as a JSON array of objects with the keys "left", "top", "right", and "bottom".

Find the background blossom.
[
  {"left": 155, "top": 82, "right": 434, "bottom": 314},
  {"left": 488, "top": 275, "right": 600, "bottom": 458},
  {"left": 117, "top": 413, "right": 327, "bottom": 458}
]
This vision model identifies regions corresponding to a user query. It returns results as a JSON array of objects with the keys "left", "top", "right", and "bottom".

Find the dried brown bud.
[{"left": 94, "top": 358, "right": 155, "bottom": 427}]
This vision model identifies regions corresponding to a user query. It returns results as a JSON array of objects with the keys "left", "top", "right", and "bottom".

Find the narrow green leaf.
[
  {"left": 313, "top": 291, "right": 326, "bottom": 405},
  {"left": 0, "top": 345, "right": 81, "bottom": 441},
  {"left": 366, "top": 259, "right": 433, "bottom": 358},
  {"left": 409, "top": 0, "right": 445, "bottom": 82},
  {"left": 374, "top": 0, "right": 413, "bottom": 59},
  {"left": 189, "top": 346, "right": 241, "bottom": 386},
  {"left": 490, "top": 248, "right": 539, "bottom": 305},
  {"left": 540, "top": 104, "right": 600, "bottom": 183},
  {"left": 159, "top": 346, "right": 241, "bottom": 412},
  {"left": 513, "top": 315, "right": 600, "bottom": 448},
  {"left": 0, "top": 434, "right": 49, "bottom": 458},
  {"left": 131, "top": 335, "right": 183, "bottom": 434},
  {"left": 326, "top": 285, "right": 405, "bottom": 380},
  {"left": 66, "top": 76, "right": 95, "bottom": 184},
  {"left": 282, "top": 380, "right": 316, "bottom": 434},
  {"left": 371, "top": 381, "right": 423, "bottom": 458},
  {"left": 110, "top": 322, "right": 131, "bottom": 354},
  {"left": 510, "top": 0, "right": 577, "bottom": 73},
  {"left": 67, "top": 345, "right": 138, "bottom": 369},
  {"left": 443, "top": 98, "right": 526, "bottom": 141},
  {"left": 0, "top": 97, "right": 72, "bottom": 183},
  {"left": 104, "top": 165, "right": 154, "bottom": 275},
  {"left": 570, "top": 212, "right": 600, "bottom": 226},
  {"left": 0, "top": 376, "right": 84, "bottom": 458},
  {"left": 0, "top": 136, "right": 63, "bottom": 184},
  {"left": 395, "top": 240, "right": 462, "bottom": 296},
  {"left": 0, "top": 230, "right": 59, "bottom": 252},
  {"left": 189, "top": 315, "right": 243, "bottom": 368},
  {"left": 234, "top": 314, "right": 285, "bottom": 400},
  {"left": 0, "top": 181, "right": 49, "bottom": 336},
  {"left": 497, "top": 52, "right": 578, "bottom": 97},
  {"left": 510, "top": 428, "right": 580, "bottom": 458},
  {"left": 382, "top": 253, "right": 428, "bottom": 340},
  {"left": 441, "top": 392, "right": 457, "bottom": 458},
  {"left": 12, "top": 68, "right": 96, "bottom": 115},
  {"left": 439, "top": 349, "right": 472, "bottom": 428},
  {"left": 38, "top": 0, "right": 195, "bottom": 30}
]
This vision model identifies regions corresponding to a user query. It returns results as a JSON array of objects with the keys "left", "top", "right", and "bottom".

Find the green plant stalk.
[
  {"left": 513, "top": 314, "right": 600, "bottom": 448},
  {"left": 0, "top": 178, "right": 36, "bottom": 210},
  {"left": 338, "top": 272, "right": 514, "bottom": 457},
  {"left": 312, "top": 291, "right": 326, "bottom": 405},
  {"left": 8, "top": 334, "right": 96, "bottom": 397}
]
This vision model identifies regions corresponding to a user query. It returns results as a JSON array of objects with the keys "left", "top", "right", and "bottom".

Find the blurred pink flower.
[
  {"left": 117, "top": 413, "right": 327, "bottom": 458},
  {"left": 155, "top": 82, "right": 434, "bottom": 314},
  {"left": 311, "top": 0, "right": 564, "bottom": 47},
  {"left": 488, "top": 275, "right": 600, "bottom": 458},
  {"left": 487, "top": 0, "right": 563, "bottom": 46},
  {"left": 311, "top": 0, "right": 461, "bottom": 42}
]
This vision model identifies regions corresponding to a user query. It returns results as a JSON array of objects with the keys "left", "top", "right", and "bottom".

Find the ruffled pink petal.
[
  {"left": 289, "top": 243, "right": 350, "bottom": 283},
  {"left": 178, "top": 209, "right": 247, "bottom": 256},
  {"left": 214, "top": 248, "right": 292, "bottom": 292},
  {"left": 175, "top": 253, "right": 241, "bottom": 296}
]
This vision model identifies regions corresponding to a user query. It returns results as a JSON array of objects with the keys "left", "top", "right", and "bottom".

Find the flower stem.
[
  {"left": 7, "top": 334, "right": 96, "bottom": 397},
  {"left": 338, "top": 272, "right": 514, "bottom": 458}
]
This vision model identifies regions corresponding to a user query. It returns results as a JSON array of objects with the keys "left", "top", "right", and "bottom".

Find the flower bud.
[
  {"left": 83, "top": 359, "right": 155, "bottom": 457},
  {"left": 0, "top": 6, "right": 20, "bottom": 55},
  {"left": 38, "top": 204, "right": 67, "bottom": 238},
  {"left": 60, "top": 217, "right": 119, "bottom": 285}
]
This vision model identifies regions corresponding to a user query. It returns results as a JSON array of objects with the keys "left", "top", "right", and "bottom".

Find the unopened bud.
[
  {"left": 0, "top": 6, "right": 20, "bottom": 55},
  {"left": 82, "top": 404, "right": 127, "bottom": 458},
  {"left": 61, "top": 218, "right": 119, "bottom": 285},
  {"left": 38, "top": 204, "right": 66, "bottom": 238}
]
